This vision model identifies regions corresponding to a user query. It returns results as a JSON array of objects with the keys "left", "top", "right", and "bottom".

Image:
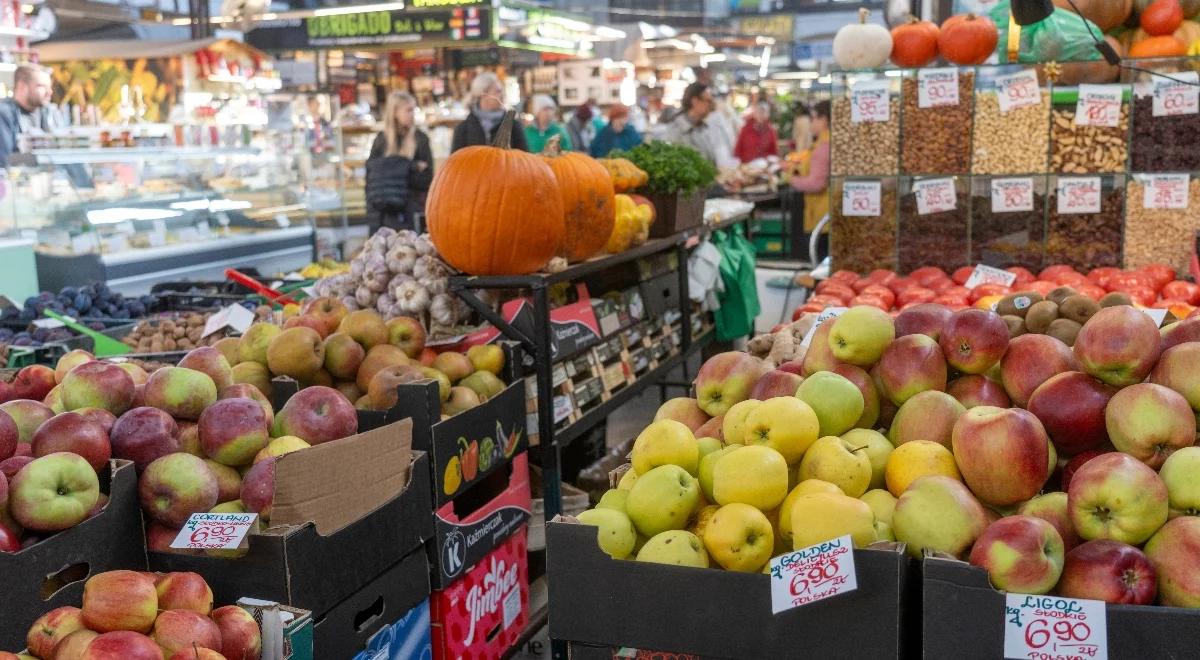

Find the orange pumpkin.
[
  {"left": 427, "top": 112, "right": 565, "bottom": 275},
  {"left": 890, "top": 16, "right": 940, "bottom": 68},
  {"left": 1053, "top": 0, "right": 1132, "bottom": 32},
  {"left": 540, "top": 136, "right": 616, "bottom": 263},
  {"left": 1129, "top": 34, "right": 1188, "bottom": 57},
  {"left": 938, "top": 13, "right": 999, "bottom": 65}
]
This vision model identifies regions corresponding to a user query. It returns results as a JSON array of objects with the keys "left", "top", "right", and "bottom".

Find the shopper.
[
  {"left": 791, "top": 101, "right": 812, "bottom": 153},
  {"left": 733, "top": 101, "right": 779, "bottom": 163},
  {"left": 524, "top": 95, "right": 572, "bottom": 153},
  {"left": 790, "top": 100, "right": 831, "bottom": 262},
  {"left": 589, "top": 105, "right": 642, "bottom": 157},
  {"left": 366, "top": 91, "right": 434, "bottom": 233},
  {"left": 451, "top": 72, "right": 528, "bottom": 153},
  {"left": 662, "top": 82, "right": 736, "bottom": 169},
  {"left": 565, "top": 103, "right": 596, "bottom": 153},
  {"left": 0, "top": 64, "right": 53, "bottom": 166}
]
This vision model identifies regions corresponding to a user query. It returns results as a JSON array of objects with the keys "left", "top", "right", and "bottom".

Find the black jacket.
[
  {"left": 367, "top": 129, "right": 434, "bottom": 217},
  {"left": 451, "top": 111, "right": 528, "bottom": 153}
]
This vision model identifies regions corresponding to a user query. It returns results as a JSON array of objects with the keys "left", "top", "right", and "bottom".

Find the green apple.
[
  {"left": 1160, "top": 446, "right": 1200, "bottom": 518},
  {"left": 625, "top": 464, "right": 702, "bottom": 537},
  {"left": 630, "top": 419, "right": 700, "bottom": 476},
  {"left": 827, "top": 306, "right": 896, "bottom": 367},
  {"left": 459, "top": 370, "right": 505, "bottom": 401},
  {"left": 702, "top": 502, "right": 774, "bottom": 572},
  {"left": 741, "top": 396, "right": 821, "bottom": 465},
  {"left": 696, "top": 436, "right": 722, "bottom": 461},
  {"left": 874, "top": 519, "right": 894, "bottom": 541},
  {"left": 577, "top": 508, "right": 638, "bottom": 559},
  {"left": 596, "top": 489, "right": 629, "bottom": 513},
  {"left": 636, "top": 530, "right": 709, "bottom": 567},
  {"left": 699, "top": 445, "right": 741, "bottom": 502},
  {"left": 712, "top": 445, "right": 788, "bottom": 511},
  {"left": 797, "top": 435, "right": 872, "bottom": 498},
  {"left": 721, "top": 399, "right": 761, "bottom": 445},
  {"left": 616, "top": 467, "right": 638, "bottom": 491},
  {"left": 860, "top": 489, "right": 897, "bottom": 525},
  {"left": 893, "top": 475, "right": 989, "bottom": 558},
  {"left": 842, "top": 428, "right": 892, "bottom": 490},
  {"left": 796, "top": 372, "right": 865, "bottom": 437}
]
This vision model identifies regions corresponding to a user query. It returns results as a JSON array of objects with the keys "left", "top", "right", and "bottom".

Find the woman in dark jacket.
[
  {"left": 366, "top": 90, "right": 434, "bottom": 233},
  {"left": 450, "top": 72, "right": 528, "bottom": 153}
]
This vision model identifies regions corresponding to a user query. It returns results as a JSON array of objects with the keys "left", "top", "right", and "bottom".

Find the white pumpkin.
[{"left": 833, "top": 8, "right": 894, "bottom": 70}]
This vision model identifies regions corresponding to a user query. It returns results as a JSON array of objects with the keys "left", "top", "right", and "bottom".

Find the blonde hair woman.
[
  {"left": 451, "top": 71, "right": 528, "bottom": 153},
  {"left": 366, "top": 90, "right": 433, "bottom": 233}
]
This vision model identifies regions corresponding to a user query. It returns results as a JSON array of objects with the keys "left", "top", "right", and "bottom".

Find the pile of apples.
[
  {"left": 5, "top": 569, "right": 260, "bottom": 659},
  {"left": 575, "top": 301, "right": 1200, "bottom": 608}
]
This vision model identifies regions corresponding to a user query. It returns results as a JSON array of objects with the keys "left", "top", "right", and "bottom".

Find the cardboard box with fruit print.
[{"left": 431, "top": 526, "right": 529, "bottom": 660}]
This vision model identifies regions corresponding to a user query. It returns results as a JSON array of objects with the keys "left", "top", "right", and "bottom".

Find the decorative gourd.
[
  {"left": 1129, "top": 34, "right": 1188, "bottom": 57},
  {"left": 540, "top": 137, "right": 615, "bottom": 263},
  {"left": 1136, "top": 0, "right": 1200, "bottom": 18},
  {"left": 833, "top": 8, "right": 893, "bottom": 69},
  {"left": 599, "top": 157, "right": 648, "bottom": 192},
  {"left": 1141, "top": 0, "right": 1185, "bottom": 36},
  {"left": 938, "top": 13, "right": 999, "bottom": 65},
  {"left": 627, "top": 194, "right": 656, "bottom": 245},
  {"left": 606, "top": 195, "right": 656, "bottom": 253},
  {"left": 1053, "top": 0, "right": 1132, "bottom": 32},
  {"left": 890, "top": 16, "right": 940, "bottom": 67},
  {"left": 426, "top": 111, "right": 565, "bottom": 275}
]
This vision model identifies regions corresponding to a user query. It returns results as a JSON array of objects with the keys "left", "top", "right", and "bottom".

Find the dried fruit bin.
[
  {"left": 970, "top": 65, "right": 1050, "bottom": 175},
  {"left": 829, "top": 177, "right": 898, "bottom": 272},
  {"left": 1126, "top": 57, "right": 1200, "bottom": 173},
  {"left": 830, "top": 72, "right": 900, "bottom": 177},
  {"left": 1049, "top": 86, "right": 1130, "bottom": 174},
  {"left": 898, "top": 176, "right": 970, "bottom": 274},
  {"left": 1045, "top": 174, "right": 1126, "bottom": 270},
  {"left": 900, "top": 67, "right": 976, "bottom": 175},
  {"left": 969, "top": 176, "right": 1048, "bottom": 271},
  {"left": 1124, "top": 174, "right": 1200, "bottom": 273}
]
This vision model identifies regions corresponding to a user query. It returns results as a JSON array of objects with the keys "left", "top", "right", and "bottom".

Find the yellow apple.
[
  {"left": 696, "top": 436, "right": 722, "bottom": 461},
  {"left": 842, "top": 428, "right": 893, "bottom": 490},
  {"left": 625, "top": 464, "right": 702, "bottom": 537},
  {"left": 596, "top": 489, "right": 628, "bottom": 513},
  {"left": 577, "top": 508, "right": 637, "bottom": 559},
  {"left": 699, "top": 445, "right": 740, "bottom": 502},
  {"left": 721, "top": 399, "right": 761, "bottom": 445},
  {"left": 631, "top": 419, "right": 700, "bottom": 476},
  {"left": 688, "top": 503, "right": 720, "bottom": 539},
  {"left": 742, "top": 396, "right": 821, "bottom": 465},
  {"left": 885, "top": 439, "right": 961, "bottom": 497},
  {"left": 790, "top": 492, "right": 877, "bottom": 549},
  {"left": 636, "top": 530, "right": 710, "bottom": 567},
  {"left": 860, "top": 489, "right": 898, "bottom": 525},
  {"left": 253, "top": 435, "right": 310, "bottom": 464},
  {"left": 874, "top": 519, "right": 895, "bottom": 541},
  {"left": 703, "top": 503, "right": 775, "bottom": 572},
  {"left": 616, "top": 467, "right": 638, "bottom": 491},
  {"left": 778, "top": 479, "right": 843, "bottom": 546},
  {"left": 466, "top": 344, "right": 505, "bottom": 375},
  {"left": 712, "top": 445, "right": 788, "bottom": 511},
  {"left": 797, "top": 436, "right": 873, "bottom": 497}
]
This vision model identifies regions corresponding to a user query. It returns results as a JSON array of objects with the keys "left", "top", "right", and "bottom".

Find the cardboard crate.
[
  {"left": 351, "top": 597, "right": 432, "bottom": 660},
  {"left": 547, "top": 522, "right": 915, "bottom": 658},
  {"left": 0, "top": 459, "right": 147, "bottom": 650},
  {"left": 316, "top": 546, "right": 430, "bottom": 659},
  {"left": 431, "top": 526, "right": 529, "bottom": 660},
  {"left": 922, "top": 555, "right": 1200, "bottom": 659},
  {"left": 150, "top": 421, "right": 433, "bottom": 617},
  {"left": 640, "top": 272, "right": 682, "bottom": 320}
]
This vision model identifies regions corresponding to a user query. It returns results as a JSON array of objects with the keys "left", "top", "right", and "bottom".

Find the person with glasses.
[
  {"left": 662, "top": 81, "right": 736, "bottom": 168},
  {"left": 451, "top": 72, "right": 529, "bottom": 153}
]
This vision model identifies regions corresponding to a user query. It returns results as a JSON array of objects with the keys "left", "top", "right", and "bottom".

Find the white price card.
[
  {"left": 964, "top": 264, "right": 1018, "bottom": 289},
  {"left": 1143, "top": 174, "right": 1190, "bottom": 210},
  {"left": 201, "top": 303, "right": 256, "bottom": 338},
  {"left": 799, "top": 306, "right": 847, "bottom": 349},
  {"left": 1057, "top": 178, "right": 1102, "bottom": 215},
  {"left": 918, "top": 68, "right": 960, "bottom": 108},
  {"left": 842, "top": 181, "right": 882, "bottom": 217},
  {"left": 70, "top": 233, "right": 95, "bottom": 254},
  {"left": 1075, "top": 85, "right": 1123, "bottom": 127},
  {"left": 552, "top": 394, "right": 573, "bottom": 423},
  {"left": 850, "top": 80, "right": 891, "bottom": 123},
  {"left": 1142, "top": 307, "right": 1169, "bottom": 327},
  {"left": 1153, "top": 71, "right": 1200, "bottom": 117},
  {"left": 914, "top": 178, "right": 957, "bottom": 215},
  {"left": 1004, "top": 594, "right": 1107, "bottom": 660},
  {"left": 769, "top": 535, "right": 858, "bottom": 614},
  {"left": 171, "top": 512, "right": 258, "bottom": 550},
  {"left": 996, "top": 69, "right": 1041, "bottom": 113},
  {"left": 991, "top": 178, "right": 1035, "bottom": 213}
]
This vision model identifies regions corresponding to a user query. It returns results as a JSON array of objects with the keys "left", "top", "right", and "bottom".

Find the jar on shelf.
[
  {"left": 900, "top": 67, "right": 975, "bottom": 175},
  {"left": 969, "top": 176, "right": 1047, "bottom": 271},
  {"left": 1045, "top": 174, "right": 1125, "bottom": 270},
  {"left": 829, "top": 176, "right": 898, "bottom": 272},
  {"left": 1049, "top": 84, "right": 1129, "bottom": 174},
  {"left": 1125, "top": 173, "right": 1200, "bottom": 273},
  {"left": 830, "top": 72, "right": 900, "bottom": 177},
  {"left": 898, "top": 176, "right": 970, "bottom": 273},
  {"left": 1127, "top": 59, "right": 1200, "bottom": 173},
  {"left": 971, "top": 65, "right": 1050, "bottom": 175}
]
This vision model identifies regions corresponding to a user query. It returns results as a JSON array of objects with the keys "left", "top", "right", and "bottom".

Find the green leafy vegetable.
[{"left": 611, "top": 141, "right": 716, "bottom": 195}]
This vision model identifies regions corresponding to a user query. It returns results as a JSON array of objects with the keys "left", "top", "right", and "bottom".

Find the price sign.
[
  {"left": 171, "top": 512, "right": 257, "bottom": 550},
  {"left": 201, "top": 303, "right": 256, "bottom": 338},
  {"left": 850, "top": 80, "right": 890, "bottom": 123},
  {"left": 1075, "top": 85, "right": 1122, "bottom": 127},
  {"left": 800, "top": 306, "right": 847, "bottom": 349},
  {"left": 769, "top": 535, "right": 858, "bottom": 614},
  {"left": 1057, "top": 178, "right": 1102, "bottom": 214},
  {"left": 918, "top": 68, "right": 960, "bottom": 108},
  {"left": 914, "top": 178, "right": 957, "bottom": 215},
  {"left": 842, "top": 181, "right": 882, "bottom": 216},
  {"left": 1153, "top": 71, "right": 1200, "bottom": 117},
  {"left": 996, "top": 69, "right": 1041, "bottom": 113},
  {"left": 1142, "top": 307, "right": 1169, "bottom": 327},
  {"left": 1004, "top": 594, "right": 1107, "bottom": 660},
  {"left": 1144, "top": 174, "right": 1190, "bottom": 210},
  {"left": 991, "top": 178, "right": 1035, "bottom": 213},
  {"left": 964, "top": 265, "right": 1018, "bottom": 289}
]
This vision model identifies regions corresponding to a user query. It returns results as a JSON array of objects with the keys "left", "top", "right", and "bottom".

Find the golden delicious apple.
[
  {"left": 797, "top": 436, "right": 872, "bottom": 497},
  {"left": 577, "top": 508, "right": 637, "bottom": 559},
  {"left": 712, "top": 445, "right": 788, "bottom": 511},
  {"left": 885, "top": 440, "right": 961, "bottom": 497},
  {"left": 842, "top": 428, "right": 892, "bottom": 490},
  {"left": 696, "top": 436, "right": 722, "bottom": 461},
  {"left": 778, "top": 479, "right": 843, "bottom": 546},
  {"left": 796, "top": 372, "right": 866, "bottom": 437},
  {"left": 687, "top": 504, "right": 720, "bottom": 539},
  {"left": 703, "top": 503, "right": 775, "bottom": 572},
  {"left": 631, "top": 419, "right": 700, "bottom": 476},
  {"left": 699, "top": 445, "right": 741, "bottom": 503},
  {"left": 596, "top": 489, "right": 629, "bottom": 513},
  {"left": 616, "top": 467, "right": 638, "bottom": 492},
  {"left": 790, "top": 492, "right": 877, "bottom": 549},
  {"left": 636, "top": 530, "right": 710, "bottom": 567},
  {"left": 721, "top": 399, "right": 761, "bottom": 445},
  {"left": 860, "top": 489, "right": 897, "bottom": 525},
  {"left": 625, "top": 464, "right": 702, "bottom": 537},
  {"left": 741, "top": 396, "right": 821, "bottom": 465}
]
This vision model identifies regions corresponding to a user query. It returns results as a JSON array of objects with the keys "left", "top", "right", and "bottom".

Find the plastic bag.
[{"left": 989, "top": 1, "right": 1105, "bottom": 64}]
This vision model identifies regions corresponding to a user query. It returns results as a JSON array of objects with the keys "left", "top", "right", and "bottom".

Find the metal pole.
[{"left": 533, "top": 283, "right": 562, "bottom": 520}]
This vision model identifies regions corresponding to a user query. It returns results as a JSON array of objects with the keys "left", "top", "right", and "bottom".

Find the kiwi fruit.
[
  {"left": 995, "top": 292, "right": 1043, "bottom": 318},
  {"left": 1047, "top": 318, "right": 1083, "bottom": 346},
  {"left": 1100, "top": 292, "right": 1132, "bottom": 308},
  {"left": 1025, "top": 300, "right": 1060, "bottom": 334},
  {"left": 1002, "top": 314, "right": 1026, "bottom": 338},
  {"left": 1048, "top": 286, "right": 1078, "bottom": 306},
  {"left": 1059, "top": 295, "right": 1101, "bottom": 325}
]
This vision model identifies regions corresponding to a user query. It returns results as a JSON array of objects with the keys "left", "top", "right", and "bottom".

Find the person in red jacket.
[{"left": 733, "top": 101, "right": 779, "bottom": 163}]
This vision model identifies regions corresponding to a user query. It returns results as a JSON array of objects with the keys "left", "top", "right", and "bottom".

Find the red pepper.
[{"left": 459, "top": 437, "right": 479, "bottom": 482}]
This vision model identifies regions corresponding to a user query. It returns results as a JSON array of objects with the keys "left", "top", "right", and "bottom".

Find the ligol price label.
[
  {"left": 918, "top": 68, "right": 960, "bottom": 108},
  {"left": 769, "top": 535, "right": 857, "bottom": 614},
  {"left": 991, "top": 178, "right": 1035, "bottom": 213},
  {"left": 850, "top": 80, "right": 890, "bottom": 123},
  {"left": 171, "top": 512, "right": 257, "bottom": 550},
  {"left": 1075, "top": 85, "right": 1122, "bottom": 127},
  {"left": 914, "top": 178, "right": 957, "bottom": 215},
  {"left": 1144, "top": 174, "right": 1190, "bottom": 210},
  {"left": 996, "top": 69, "right": 1041, "bottom": 113},
  {"left": 1057, "top": 178, "right": 1102, "bottom": 214},
  {"left": 1153, "top": 71, "right": 1199, "bottom": 117},
  {"left": 964, "top": 264, "right": 1018, "bottom": 290},
  {"left": 1004, "top": 594, "right": 1107, "bottom": 660},
  {"left": 842, "top": 181, "right": 882, "bottom": 216}
]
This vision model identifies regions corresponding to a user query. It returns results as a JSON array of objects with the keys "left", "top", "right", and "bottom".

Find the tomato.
[
  {"left": 1087, "top": 267, "right": 1121, "bottom": 288},
  {"left": 1153, "top": 298, "right": 1185, "bottom": 309},
  {"left": 819, "top": 283, "right": 855, "bottom": 305},
  {"left": 969, "top": 283, "right": 1011, "bottom": 304},
  {"left": 888, "top": 276, "right": 918, "bottom": 294},
  {"left": 1107, "top": 272, "right": 1155, "bottom": 293},
  {"left": 951, "top": 266, "right": 975, "bottom": 285},
  {"left": 1162, "top": 281, "right": 1200, "bottom": 305},
  {"left": 1125, "top": 287, "right": 1157, "bottom": 307},
  {"left": 1138, "top": 264, "right": 1177, "bottom": 291},
  {"left": 830, "top": 270, "right": 859, "bottom": 284},
  {"left": 852, "top": 278, "right": 875, "bottom": 293},
  {"left": 852, "top": 294, "right": 891, "bottom": 311},
  {"left": 794, "top": 302, "right": 825, "bottom": 320},
  {"left": 1005, "top": 267, "right": 1036, "bottom": 286},
  {"left": 911, "top": 268, "right": 949, "bottom": 287},
  {"left": 861, "top": 285, "right": 896, "bottom": 308},
  {"left": 809, "top": 294, "right": 846, "bottom": 307},
  {"left": 927, "top": 277, "right": 956, "bottom": 293},
  {"left": 1039, "top": 264, "right": 1077, "bottom": 281},
  {"left": 897, "top": 287, "right": 936, "bottom": 306},
  {"left": 942, "top": 285, "right": 971, "bottom": 299},
  {"left": 932, "top": 294, "right": 968, "bottom": 310},
  {"left": 1026, "top": 280, "right": 1058, "bottom": 296},
  {"left": 1075, "top": 284, "right": 1107, "bottom": 301},
  {"left": 866, "top": 269, "right": 898, "bottom": 285}
]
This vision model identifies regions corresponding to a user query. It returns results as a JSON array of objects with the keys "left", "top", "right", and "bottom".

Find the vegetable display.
[{"left": 611, "top": 142, "right": 716, "bottom": 196}]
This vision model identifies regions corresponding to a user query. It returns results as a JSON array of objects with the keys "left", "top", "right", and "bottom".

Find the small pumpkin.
[
  {"left": 606, "top": 195, "right": 641, "bottom": 253},
  {"left": 427, "top": 111, "right": 565, "bottom": 275},
  {"left": 1141, "top": 0, "right": 1185, "bottom": 35},
  {"left": 1053, "top": 0, "right": 1132, "bottom": 32},
  {"left": 938, "top": 13, "right": 999, "bottom": 65},
  {"left": 541, "top": 136, "right": 616, "bottom": 263},
  {"left": 1129, "top": 34, "right": 1188, "bottom": 57},
  {"left": 890, "top": 15, "right": 940, "bottom": 67},
  {"left": 833, "top": 8, "right": 893, "bottom": 69},
  {"left": 600, "top": 157, "right": 648, "bottom": 192},
  {"left": 627, "top": 194, "right": 655, "bottom": 245}
]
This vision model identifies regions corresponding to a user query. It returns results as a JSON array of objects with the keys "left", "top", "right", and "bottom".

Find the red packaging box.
[{"left": 431, "top": 526, "right": 529, "bottom": 660}]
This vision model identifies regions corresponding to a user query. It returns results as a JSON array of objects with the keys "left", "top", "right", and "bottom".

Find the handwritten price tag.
[
  {"left": 201, "top": 303, "right": 256, "bottom": 339},
  {"left": 171, "top": 512, "right": 257, "bottom": 550},
  {"left": 991, "top": 178, "right": 1034, "bottom": 213},
  {"left": 800, "top": 306, "right": 847, "bottom": 349},
  {"left": 842, "top": 181, "right": 882, "bottom": 216},
  {"left": 1004, "top": 594, "right": 1107, "bottom": 660},
  {"left": 850, "top": 80, "right": 890, "bottom": 123},
  {"left": 1075, "top": 85, "right": 1122, "bottom": 127},
  {"left": 918, "top": 68, "right": 960, "bottom": 108},
  {"left": 1057, "top": 178, "right": 1102, "bottom": 215},
  {"left": 1144, "top": 174, "right": 1190, "bottom": 210},
  {"left": 1153, "top": 71, "right": 1199, "bottom": 117},
  {"left": 964, "top": 264, "right": 1018, "bottom": 289},
  {"left": 996, "top": 69, "right": 1041, "bottom": 113},
  {"left": 914, "top": 178, "right": 957, "bottom": 215},
  {"left": 769, "top": 535, "right": 857, "bottom": 614}
]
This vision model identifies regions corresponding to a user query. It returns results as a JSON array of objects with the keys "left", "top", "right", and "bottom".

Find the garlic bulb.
[
  {"left": 350, "top": 259, "right": 365, "bottom": 278},
  {"left": 414, "top": 233, "right": 435, "bottom": 257},
  {"left": 386, "top": 245, "right": 418, "bottom": 274},
  {"left": 545, "top": 257, "right": 568, "bottom": 273},
  {"left": 395, "top": 279, "right": 431, "bottom": 314},
  {"left": 364, "top": 266, "right": 391, "bottom": 292},
  {"left": 355, "top": 285, "right": 376, "bottom": 307},
  {"left": 341, "top": 295, "right": 360, "bottom": 311},
  {"left": 395, "top": 229, "right": 419, "bottom": 245},
  {"left": 375, "top": 292, "right": 396, "bottom": 314},
  {"left": 419, "top": 276, "right": 447, "bottom": 296},
  {"left": 430, "top": 293, "right": 457, "bottom": 327}
]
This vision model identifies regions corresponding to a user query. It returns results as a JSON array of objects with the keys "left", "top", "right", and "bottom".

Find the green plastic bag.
[
  {"left": 712, "top": 227, "right": 760, "bottom": 342},
  {"left": 990, "top": 1, "right": 1105, "bottom": 64}
]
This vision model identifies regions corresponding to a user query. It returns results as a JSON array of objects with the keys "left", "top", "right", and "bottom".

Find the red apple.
[
  {"left": 0, "top": 399, "right": 54, "bottom": 444},
  {"left": 1143, "top": 516, "right": 1200, "bottom": 607},
  {"left": 1059, "top": 540, "right": 1156, "bottom": 605},
  {"left": 146, "top": 522, "right": 185, "bottom": 554},
  {"left": 775, "top": 359, "right": 804, "bottom": 376},
  {"left": 893, "top": 303, "right": 952, "bottom": 341},
  {"left": 152, "top": 609, "right": 222, "bottom": 657},
  {"left": 272, "top": 386, "right": 358, "bottom": 444},
  {"left": 1018, "top": 491, "right": 1080, "bottom": 551},
  {"left": 178, "top": 347, "right": 234, "bottom": 391},
  {"left": 693, "top": 351, "right": 769, "bottom": 416},
  {"left": 1061, "top": 450, "right": 1108, "bottom": 491},
  {"left": 60, "top": 361, "right": 135, "bottom": 416},
  {"left": 211, "top": 605, "right": 263, "bottom": 660},
  {"left": 1027, "top": 372, "right": 1116, "bottom": 456},
  {"left": 9, "top": 452, "right": 99, "bottom": 531},
  {"left": 322, "top": 332, "right": 367, "bottom": 382},
  {"left": 31, "top": 412, "right": 111, "bottom": 472},
  {"left": 142, "top": 367, "right": 218, "bottom": 421},
  {"left": 240, "top": 456, "right": 275, "bottom": 517},
  {"left": 168, "top": 649, "right": 225, "bottom": 660},
  {"left": 951, "top": 406, "right": 1049, "bottom": 506},
  {"left": 0, "top": 409, "right": 15, "bottom": 460},
  {"left": 694, "top": 415, "right": 724, "bottom": 442},
  {"left": 74, "top": 407, "right": 117, "bottom": 435},
  {"left": 82, "top": 570, "right": 159, "bottom": 633},
  {"left": 1105, "top": 383, "right": 1196, "bottom": 469},
  {"left": 888, "top": 390, "right": 966, "bottom": 447},
  {"left": 155, "top": 572, "right": 214, "bottom": 615},
  {"left": 386, "top": 315, "right": 427, "bottom": 358},
  {"left": 11, "top": 364, "right": 57, "bottom": 401},
  {"left": 301, "top": 295, "right": 349, "bottom": 337},
  {"left": 939, "top": 309, "right": 1010, "bottom": 375},
  {"left": 139, "top": 453, "right": 219, "bottom": 527},
  {"left": 969, "top": 515, "right": 1064, "bottom": 594},
  {"left": 205, "top": 459, "right": 242, "bottom": 503},
  {"left": 218, "top": 384, "right": 274, "bottom": 426},
  {"left": 1069, "top": 452, "right": 1168, "bottom": 545},
  {"left": 1150, "top": 342, "right": 1200, "bottom": 413},
  {"left": 800, "top": 322, "right": 845, "bottom": 376},
  {"left": 652, "top": 397, "right": 710, "bottom": 431},
  {"left": 829, "top": 363, "right": 881, "bottom": 430},
  {"left": 54, "top": 349, "right": 95, "bottom": 383},
  {"left": 1160, "top": 316, "right": 1200, "bottom": 351},
  {"left": 283, "top": 312, "right": 330, "bottom": 338},
  {"left": 946, "top": 375, "right": 1010, "bottom": 409},
  {"left": 877, "top": 334, "right": 947, "bottom": 406},
  {"left": 0, "top": 520, "right": 18, "bottom": 551},
  {"left": 80, "top": 630, "right": 163, "bottom": 660},
  {"left": 1073, "top": 305, "right": 1162, "bottom": 387},
  {"left": 999, "top": 334, "right": 1079, "bottom": 408},
  {"left": 54, "top": 629, "right": 101, "bottom": 660},
  {"left": 0, "top": 455, "right": 32, "bottom": 479},
  {"left": 110, "top": 407, "right": 181, "bottom": 471},
  {"left": 26, "top": 605, "right": 88, "bottom": 659},
  {"left": 198, "top": 398, "right": 270, "bottom": 467},
  {"left": 748, "top": 371, "right": 804, "bottom": 401}
]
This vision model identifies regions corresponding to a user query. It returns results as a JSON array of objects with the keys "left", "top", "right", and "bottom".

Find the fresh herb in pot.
[{"left": 611, "top": 141, "right": 717, "bottom": 195}]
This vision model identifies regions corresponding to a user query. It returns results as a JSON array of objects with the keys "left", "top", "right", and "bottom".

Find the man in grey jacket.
[
  {"left": 0, "top": 65, "right": 54, "bottom": 166},
  {"left": 662, "top": 81, "right": 736, "bottom": 169}
]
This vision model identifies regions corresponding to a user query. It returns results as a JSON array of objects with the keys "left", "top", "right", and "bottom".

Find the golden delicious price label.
[
  {"left": 768, "top": 534, "right": 857, "bottom": 614},
  {"left": 171, "top": 512, "right": 257, "bottom": 550},
  {"left": 1003, "top": 594, "right": 1107, "bottom": 660}
]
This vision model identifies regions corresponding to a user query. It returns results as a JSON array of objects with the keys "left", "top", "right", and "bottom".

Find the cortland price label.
[
  {"left": 992, "top": 178, "right": 1035, "bottom": 213},
  {"left": 1143, "top": 174, "right": 1190, "bottom": 210},
  {"left": 1153, "top": 71, "right": 1199, "bottom": 117},
  {"left": 842, "top": 181, "right": 882, "bottom": 216},
  {"left": 914, "top": 178, "right": 957, "bottom": 215},
  {"left": 1004, "top": 594, "right": 1107, "bottom": 660},
  {"left": 964, "top": 264, "right": 1018, "bottom": 289},
  {"left": 850, "top": 80, "right": 890, "bottom": 123},
  {"left": 769, "top": 535, "right": 857, "bottom": 614},
  {"left": 799, "top": 306, "right": 847, "bottom": 349},
  {"left": 1075, "top": 85, "right": 1122, "bottom": 127},
  {"left": 171, "top": 512, "right": 257, "bottom": 550},
  {"left": 918, "top": 68, "right": 960, "bottom": 108},
  {"left": 996, "top": 69, "right": 1041, "bottom": 113},
  {"left": 1057, "top": 178, "right": 1102, "bottom": 214}
]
